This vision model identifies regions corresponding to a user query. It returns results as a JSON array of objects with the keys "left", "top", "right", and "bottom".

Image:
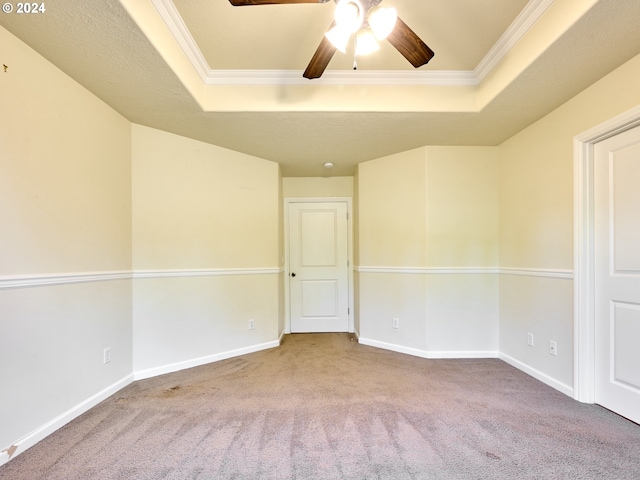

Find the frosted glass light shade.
[
  {"left": 325, "top": 25, "right": 352, "bottom": 53},
  {"left": 355, "top": 28, "right": 380, "bottom": 56},
  {"left": 368, "top": 6, "right": 397, "bottom": 40},
  {"left": 334, "top": 0, "right": 364, "bottom": 34}
]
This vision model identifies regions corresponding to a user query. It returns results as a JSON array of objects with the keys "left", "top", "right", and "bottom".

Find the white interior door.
[
  {"left": 594, "top": 124, "right": 640, "bottom": 424},
  {"left": 289, "top": 202, "right": 349, "bottom": 333}
]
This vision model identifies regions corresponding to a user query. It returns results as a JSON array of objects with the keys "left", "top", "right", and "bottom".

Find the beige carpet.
[{"left": 2, "top": 333, "right": 640, "bottom": 479}]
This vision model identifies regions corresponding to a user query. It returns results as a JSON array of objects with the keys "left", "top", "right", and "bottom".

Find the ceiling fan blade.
[
  {"left": 303, "top": 33, "right": 337, "bottom": 79},
  {"left": 229, "top": 0, "right": 330, "bottom": 5},
  {"left": 386, "top": 17, "right": 435, "bottom": 68}
]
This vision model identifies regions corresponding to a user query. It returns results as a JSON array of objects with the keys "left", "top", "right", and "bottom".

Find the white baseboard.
[
  {"left": 2, "top": 340, "right": 283, "bottom": 467},
  {"left": 499, "top": 352, "right": 574, "bottom": 397},
  {"left": 358, "top": 338, "right": 573, "bottom": 397},
  {"left": 133, "top": 340, "right": 281, "bottom": 381},
  {"left": 358, "top": 337, "right": 498, "bottom": 359},
  {"left": 1, "top": 374, "right": 134, "bottom": 467},
  {"left": 358, "top": 337, "right": 430, "bottom": 358},
  {"left": 426, "top": 350, "right": 500, "bottom": 359}
]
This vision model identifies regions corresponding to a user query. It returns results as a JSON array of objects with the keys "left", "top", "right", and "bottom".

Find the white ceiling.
[{"left": 2, "top": 0, "right": 640, "bottom": 176}]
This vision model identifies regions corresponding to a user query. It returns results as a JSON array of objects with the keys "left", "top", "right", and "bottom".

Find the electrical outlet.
[
  {"left": 248, "top": 319, "right": 255, "bottom": 330},
  {"left": 392, "top": 318, "right": 399, "bottom": 329},
  {"left": 527, "top": 333, "right": 534, "bottom": 347},
  {"left": 550, "top": 340, "right": 558, "bottom": 356},
  {"left": 103, "top": 347, "right": 111, "bottom": 365}
]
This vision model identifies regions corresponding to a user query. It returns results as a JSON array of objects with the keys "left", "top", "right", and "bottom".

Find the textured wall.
[
  {"left": 356, "top": 146, "right": 499, "bottom": 355},
  {"left": 498, "top": 52, "right": 640, "bottom": 392},
  {"left": 282, "top": 177, "right": 354, "bottom": 198},
  {"left": 131, "top": 125, "right": 281, "bottom": 374},
  {"left": 0, "top": 27, "right": 132, "bottom": 454}
]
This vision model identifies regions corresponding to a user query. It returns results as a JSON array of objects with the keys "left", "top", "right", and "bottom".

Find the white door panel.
[
  {"left": 594, "top": 125, "right": 640, "bottom": 424},
  {"left": 289, "top": 202, "right": 349, "bottom": 333},
  {"left": 301, "top": 211, "right": 337, "bottom": 267}
]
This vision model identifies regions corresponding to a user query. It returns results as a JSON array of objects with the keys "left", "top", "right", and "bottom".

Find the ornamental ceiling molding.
[{"left": 151, "top": 0, "right": 554, "bottom": 86}]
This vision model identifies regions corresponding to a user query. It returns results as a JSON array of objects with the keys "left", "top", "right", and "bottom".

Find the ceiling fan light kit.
[
  {"left": 333, "top": 0, "right": 365, "bottom": 33},
  {"left": 367, "top": 5, "right": 397, "bottom": 40},
  {"left": 325, "top": 25, "right": 352, "bottom": 53},
  {"left": 355, "top": 28, "right": 380, "bottom": 56},
  {"left": 325, "top": 1, "right": 395, "bottom": 54},
  {"left": 228, "top": 0, "right": 434, "bottom": 79}
]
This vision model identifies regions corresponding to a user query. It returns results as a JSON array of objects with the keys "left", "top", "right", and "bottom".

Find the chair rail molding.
[
  {"left": 132, "top": 267, "right": 281, "bottom": 279},
  {"left": 355, "top": 266, "right": 573, "bottom": 279},
  {"left": 0, "top": 271, "right": 131, "bottom": 290},
  {"left": 0, "top": 268, "right": 282, "bottom": 290}
]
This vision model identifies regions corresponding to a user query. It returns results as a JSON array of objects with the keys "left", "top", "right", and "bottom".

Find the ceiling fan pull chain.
[{"left": 353, "top": 36, "right": 358, "bottom": 70}]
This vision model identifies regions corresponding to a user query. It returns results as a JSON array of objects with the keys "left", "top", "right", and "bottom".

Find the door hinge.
[{"left": 348, "top": 307, "right": 350, "bottom": 315}]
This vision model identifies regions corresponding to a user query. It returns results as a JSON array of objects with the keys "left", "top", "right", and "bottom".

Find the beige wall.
[
  {"left": 0, "top": 27, "right": 132, "bottom": 455},
  {"left": 500, "top": 53, "right": 640, "bottom": 270},
  {"left": 0, "top": 34, "right": 131, "bottom": 275},
  {"left": 131, "top": 125, "right": 281, "bottom": 373},
  {"left": 353, "top": 168, "right": 360, "bottom": 333},
  {"left": 498, "top": 52, "right": 640, "bottom": 390},
  {"left": 356, "top": 146, "right": 499, "bottom": 354},
  {"left": 426, "top": 147, "right": 499, "bottom": 353},
  {"left": 132, "top": 125, "right": 278, "bottom": 270},
  {"left": 427, "top": 147, "right": 499, "bottom": 267},
  {"left": 282, "top": 176, "right": 353, "bottom": 198},
  {"left": 278, "top": 168, "right": 286, "bottom": 336},
  {"left": 358, "top": 148, "right": 428, "bottom": 267},
  {"left": 356, "top": 148, "right": 429, "bottom": 351}
]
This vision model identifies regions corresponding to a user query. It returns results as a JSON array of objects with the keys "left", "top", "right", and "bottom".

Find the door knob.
[{"left": 290, "top": 272, "right": 296, "bottom": 277}]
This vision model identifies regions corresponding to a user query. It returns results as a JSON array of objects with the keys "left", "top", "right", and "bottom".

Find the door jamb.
[
  {"left": 573, "top": 105, "right": 640, "bottom": 403},
  {"left": 284, "top": 197, "right": 354, "bottom": 335}
]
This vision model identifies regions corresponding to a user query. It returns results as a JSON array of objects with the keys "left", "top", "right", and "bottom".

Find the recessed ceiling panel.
[{"left": 173, "top": 0, "right": 529, "bottom": 71}]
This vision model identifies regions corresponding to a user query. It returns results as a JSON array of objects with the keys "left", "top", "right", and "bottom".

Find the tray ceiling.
[{"left": 2, "top": 0, "right": 640, "bottom": 176}]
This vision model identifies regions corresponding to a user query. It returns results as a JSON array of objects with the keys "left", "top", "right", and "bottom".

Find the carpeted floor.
[{"left": 2, "top": 333, "right": 640, "bottom": 479}]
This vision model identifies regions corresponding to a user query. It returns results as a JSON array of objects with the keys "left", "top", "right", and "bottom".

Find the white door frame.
[
  {"left": 573, "top": 105, "right": 640, "bottom": 403},
  {"left": 284, "top": 197, "right": 354, "bottom": 334}
]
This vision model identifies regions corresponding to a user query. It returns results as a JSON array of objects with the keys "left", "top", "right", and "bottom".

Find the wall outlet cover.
[{"left": 103, "top": 347, "right": 111, "bottom": 364}]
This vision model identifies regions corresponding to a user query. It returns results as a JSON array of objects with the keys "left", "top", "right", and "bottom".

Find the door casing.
[
  {"left": 284, "top": 197, "right": 354, "bottom": 334},
  {"left": 574, "top": 105, "right": 640, "bottom": 403}
]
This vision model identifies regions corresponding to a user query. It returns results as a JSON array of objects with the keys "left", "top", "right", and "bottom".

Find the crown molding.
[
  {"left": 153, "top": 0, "right": 554, "bottom": 87},
  {"left": 474, "top": 0, "right": 554, "bottom": 82},
  {"left": 151, "top": 0, "right": 211, "bottom": 82}
]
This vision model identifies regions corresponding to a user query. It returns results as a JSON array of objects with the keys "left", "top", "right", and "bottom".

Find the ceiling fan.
[{"left": 228, "top": 0, "right": 435, "bottom": 79}]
